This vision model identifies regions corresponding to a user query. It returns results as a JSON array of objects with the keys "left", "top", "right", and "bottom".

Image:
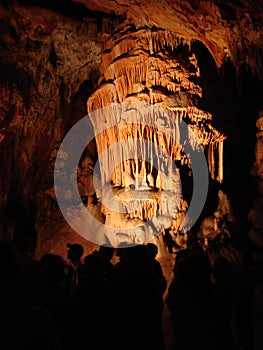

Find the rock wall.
[{"left": 0, "top": 1, "right": 104, "bottom": 257}]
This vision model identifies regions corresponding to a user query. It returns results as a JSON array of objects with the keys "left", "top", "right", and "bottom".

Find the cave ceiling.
[{"left": 77, "top": 0, "right": 263, "bottom": 76}]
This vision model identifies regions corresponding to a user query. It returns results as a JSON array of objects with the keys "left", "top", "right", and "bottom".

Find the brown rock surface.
[{"left": 78, "top": 0, "right": 263, "bottom": 76}]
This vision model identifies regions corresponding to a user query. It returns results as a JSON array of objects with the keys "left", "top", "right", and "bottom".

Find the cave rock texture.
[{"left": 0, "top": 0, "right": 262, "bottom": 259}]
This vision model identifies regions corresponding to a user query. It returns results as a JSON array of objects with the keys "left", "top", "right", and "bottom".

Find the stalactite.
[
  {"left": 207, "top": 144, "right": 212, "bottom": 174},
  {"left": 211, "top": 143, "right": 215, "bottom": 179},
  {"left": 217, "top": 141, "right": 224, "bottom": 183}
]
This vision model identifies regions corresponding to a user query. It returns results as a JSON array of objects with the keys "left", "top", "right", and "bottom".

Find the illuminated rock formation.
[{"left": 85, "top": 26, "right": 226, "bottom": 247}]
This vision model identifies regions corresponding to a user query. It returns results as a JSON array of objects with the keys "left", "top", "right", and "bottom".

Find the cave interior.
[{"left": 1, "top": 0, "right": 263, "bottom": 348}]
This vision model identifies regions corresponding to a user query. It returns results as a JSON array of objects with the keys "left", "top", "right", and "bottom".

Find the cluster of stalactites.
[
  {"left": 87, "top": 25, "right": 226, "bottom": 187},
  {"left": 122, "top": 198, "right": 159, "bottom": 221},
  {"left": 102, "top": 28, "right": 192, "bottom": 62},
  {"left": 89, "top": 54, "right": 201, "bottom": 110},
  {"left": 93, "top": 123, "right": 181, "bottom": 190},
  {"left": 89, "top": 103, "right": 225, "bottom": 183},
  {"left": 116, "top": 190, "right": 185, "bottom": 223},
  {"left": 88, "top": 27, "right": 200, "bottom": 112}
]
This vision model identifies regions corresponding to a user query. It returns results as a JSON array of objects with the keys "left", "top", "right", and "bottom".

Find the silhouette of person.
[
  {"left": 145, "top": 242, "right": 167, "bottom": 312},
  {"left": 38, "top": 253, "right": 74, "bottom": 350},
  {"left": 13, "top": 234, "right": 42, "bottom": 295},
  {"left": 66, "top": 242, "right": 84, "bottom": 292},
  {"left": 0, "top": 239, "right": 62, "bottom": 349},
  {"left": 112, "top": 244, "right": 166, "bottom": 350},
  {"left": 74, "top": 252, "right": 111, "bottom": 349},
  {"left": 211, "top": 256, "right": 234, "bottom": 350},
  {"left": 166, "top": 250, "right": 216, "bottom": 350},
  {"left": 92, "top": 244, "right": 115, "bottom": 285}
]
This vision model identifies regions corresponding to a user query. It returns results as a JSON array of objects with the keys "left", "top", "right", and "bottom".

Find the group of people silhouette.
[{"left": 0, "top": 234, "right": 262, "bottom": 350}]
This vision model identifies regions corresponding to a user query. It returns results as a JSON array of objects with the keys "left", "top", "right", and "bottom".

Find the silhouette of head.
[
  {"left": 98, "top": 245, "right": 115, "bottom": 261},
  {"left": 66, "top": 243, "right": 84, "bottom": 263},
  {"left": 40, "top": 253, "right": 66, "bottom": 285},
  {"left": 145, "top": 243, "right": 158, "bottom": 259}
]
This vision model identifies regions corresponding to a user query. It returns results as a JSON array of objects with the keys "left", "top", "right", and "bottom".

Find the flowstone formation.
[{"left": 83, "top": 24, "right": 227, "bottom": 247}]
